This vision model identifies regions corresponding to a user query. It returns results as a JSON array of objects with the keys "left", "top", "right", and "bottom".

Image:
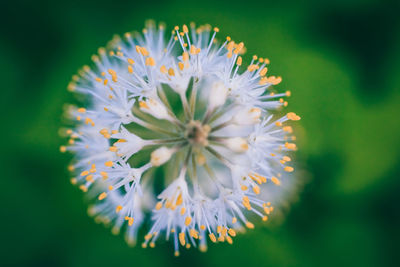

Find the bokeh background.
[{"left": 2, "top": 0, "right": 400, "bottom": 266}]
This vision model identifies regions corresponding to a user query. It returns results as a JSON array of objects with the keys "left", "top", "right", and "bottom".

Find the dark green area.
[{"left": 1, "top": 0, "right": 399, "bottom": 266}]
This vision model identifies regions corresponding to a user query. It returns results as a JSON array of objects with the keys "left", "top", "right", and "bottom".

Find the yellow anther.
[
  {"left": 128, "top": 217, "right": 134, "bottom": 226},
  {"left": 209, "top": 233, "right": 217, "bottom": 243},
  {"left": 285, "top": 142, "right": 297, "bottom": 150},
  {"left": 79, "top": 185, "right": 88, "bottom": 192},
  {"left": 275, "top": 121, "right": 283, "bottom": 127},
  {"left": 176, "top": 193, "right": 183, "bottom": 206},
  {"left": 271, "top": 176, "right": 281, "bottom": 185},
  {"left": 145, "top": 57, "right": 155, "bottom": 66},
  {"left": 98, "top": 192, "right": 107, "bottom": 200},
  {"left": 168, "top": 68, "right": 175, "bottom": 76},
  {"left": 259, "top": 77, "right": 268, "bottom": 85},
  {"left": 213, "top": 27, "right": 219, "bottom": 32},
  {"left": 259, "top": 67, "right": 268, "bottom": 76},
  {"left": 85, "top": 174, "right": 94, "bottom": 182},
  {"left": 217, "top": 225, "right": 222, "bottom": 233},
  {"left": 108, "top": 185, "right": 113, "bottom": 191},
  {"left": 236, "top": 56, "right": 242, "bottom": 66},
  {"left": 221, "top": 227, "right": 228, "bottom": 237},
  {"left": 284, "top": 166, "right": 294, "bottom": 172},
  {"left": 91, "top": 55, "right": 99, "bottom": 62},
  {"left": 228, "top": 228, "right": 236, "bottom": 237},
  {"left": 264, "top": 206, "right": 271, "bottom": 214},
  {"left": 182, "top": 24, "right": 189, "bottom": 33},
  {"left": 115, "top": 205, "right": 123, "bottom": 213},
  {"left": 180, "top": 207, "right": 186, "bottom": 215},
  {"left": 241, "top": 185, "right": 248, "bottom": 191},
  {"left": 182, "top": 52, "right": 189, "bottom": 62},
  {"left": 253, "top": 173, "right": 267, "bottom": 183},
  {"left": 103, "top": 107, "right": 108, "bottom": 111},
  {"left": 174, "top": 251, "right": 179, "bottom": 257},
  {"left": 160, "top": 65, "right": 167, "bottom": 74},
  {"left": 248, "top": 64, "right": 258, "bottom": 72},
  {"left": 287, "top": 112, "right": 301, "bottom": 121},
  {"left": 232, "top": 217, "right": 237, "bottom": 224},
  {"left": 226, "top": 36, "right": 231, "bottom": 41},
  {"left": 60, "top": 146, "right": 67, "bottom": 153},
  {"left": 245, "top": 222, "right": 254, "bottom": 229},
  {"left": 253, "top": 185, "right": 260, "bottom": 194},
  {"left": 70, "top": 178, "right": 77, "bottom": 185},
  {"left": 190, "top": 229, "right": 199, "bottom": 239},
  {"left": 142, "top": 47, "right": 149, "bottom": 56},
  {"left": 178, "top": 62, "right": 184, "bottom": 70},
  {"left": 283, "top": 156, "right": 291, "bottom": 162},
  {"left": 283, "top": 126, "right": 293, "bottom": 133},
  {"left": 185, "top": 216, "right": 192, "bottom": 226},
  {"left": 139, "top": 101, "right": 149, "bottom": 109},
  {"left": 105, "top": 161, "right": 113, "bottom": 167},
  {"left": 77, "top": 108, "right": 86, "bottom": 113},
  {"left": 190, "top": 45, "right": 196, "bottom": 55},
  {"left": 227, "top": 41, "right": 235, "bottom": 51},
  {"left": 272, "top": 76, "right": 282, "bottom": 85},
  {"left": 226, "top": 236, "right": 233, "bottom": 244},
  {"left": 95, "top": 77, "right": 102, "bottom": 83},
  {"left": 200, "top": 225, "right": 206, "bottom": 230},
  {"left": 127, "top": 58, "right": 135, "bottom": 65},
  {"left": 179, "top": 232, "right": 186, "bottom": 246},
  {"left": 234, "top": 42, "right": 244, "bottom": 54},
  {"left": 128, "top": 65, "right": 133, "bottom": 73},
  {"left": 155, "top": 202, "right": 163, "bottom": 210},
  {"left": 99, "top": 171, "right": 108, "bottom": 180},
  {"left": 149, "top": 242, "right": 155, "bottom": 248},
  {"left": 286, "top": 90, "right": 291, "bottom": 96},
  {"left": 80, "top": 171, "right": 89, "bottom": 176},
  {"left": 99, "top": 128, "right": 108, "bottom": 135}
]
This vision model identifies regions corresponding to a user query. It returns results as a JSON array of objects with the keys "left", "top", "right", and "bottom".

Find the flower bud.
[
  {"left": 209, "top": 81, "right": 229, "bottom": 109},
  {"left": 224, "top": 137, "right": 249, "bottom": 153},
  {"left": 139, "top": 98, "right": 172, "bottom": 121},
  {"left": 233, "top": 107, "right": 261, "bottom": 125},
  {"left": 151, "top": 146, "right": 174, "bottom": 166}
]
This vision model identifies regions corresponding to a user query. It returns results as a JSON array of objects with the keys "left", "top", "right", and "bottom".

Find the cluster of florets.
[{"left": 61, "top": 21, "right": 300, "bottom": 256}]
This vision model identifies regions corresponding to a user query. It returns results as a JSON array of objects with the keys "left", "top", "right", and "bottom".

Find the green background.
[{"left": 2, "top": 0, "right": 400, "bottom": 266}]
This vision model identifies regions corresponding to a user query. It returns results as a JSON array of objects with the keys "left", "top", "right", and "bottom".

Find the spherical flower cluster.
[{"left": 61, "top": 21, "right": 301, "bottom": 255}]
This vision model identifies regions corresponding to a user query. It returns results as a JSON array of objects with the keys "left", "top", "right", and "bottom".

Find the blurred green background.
[{"left": 1, "top": 0, "right": 400, "bottom": 266}]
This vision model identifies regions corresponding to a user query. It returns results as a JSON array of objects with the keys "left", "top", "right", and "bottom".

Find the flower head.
[{"left": 62, "top": 21, "right": 301, "bottom": 255}]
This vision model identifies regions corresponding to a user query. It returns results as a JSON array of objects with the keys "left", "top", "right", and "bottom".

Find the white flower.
[{"left": 62, "top": 21, "right": 301, "bottom": 255}]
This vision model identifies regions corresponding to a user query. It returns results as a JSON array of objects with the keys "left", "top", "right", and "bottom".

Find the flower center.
[{"left": 184, "top": 120, "right": 211, "bottom": 147}]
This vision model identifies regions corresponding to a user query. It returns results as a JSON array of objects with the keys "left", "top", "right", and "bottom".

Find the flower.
[{"left": 62, "top": 21, "right": 301, "bottom": 255}]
